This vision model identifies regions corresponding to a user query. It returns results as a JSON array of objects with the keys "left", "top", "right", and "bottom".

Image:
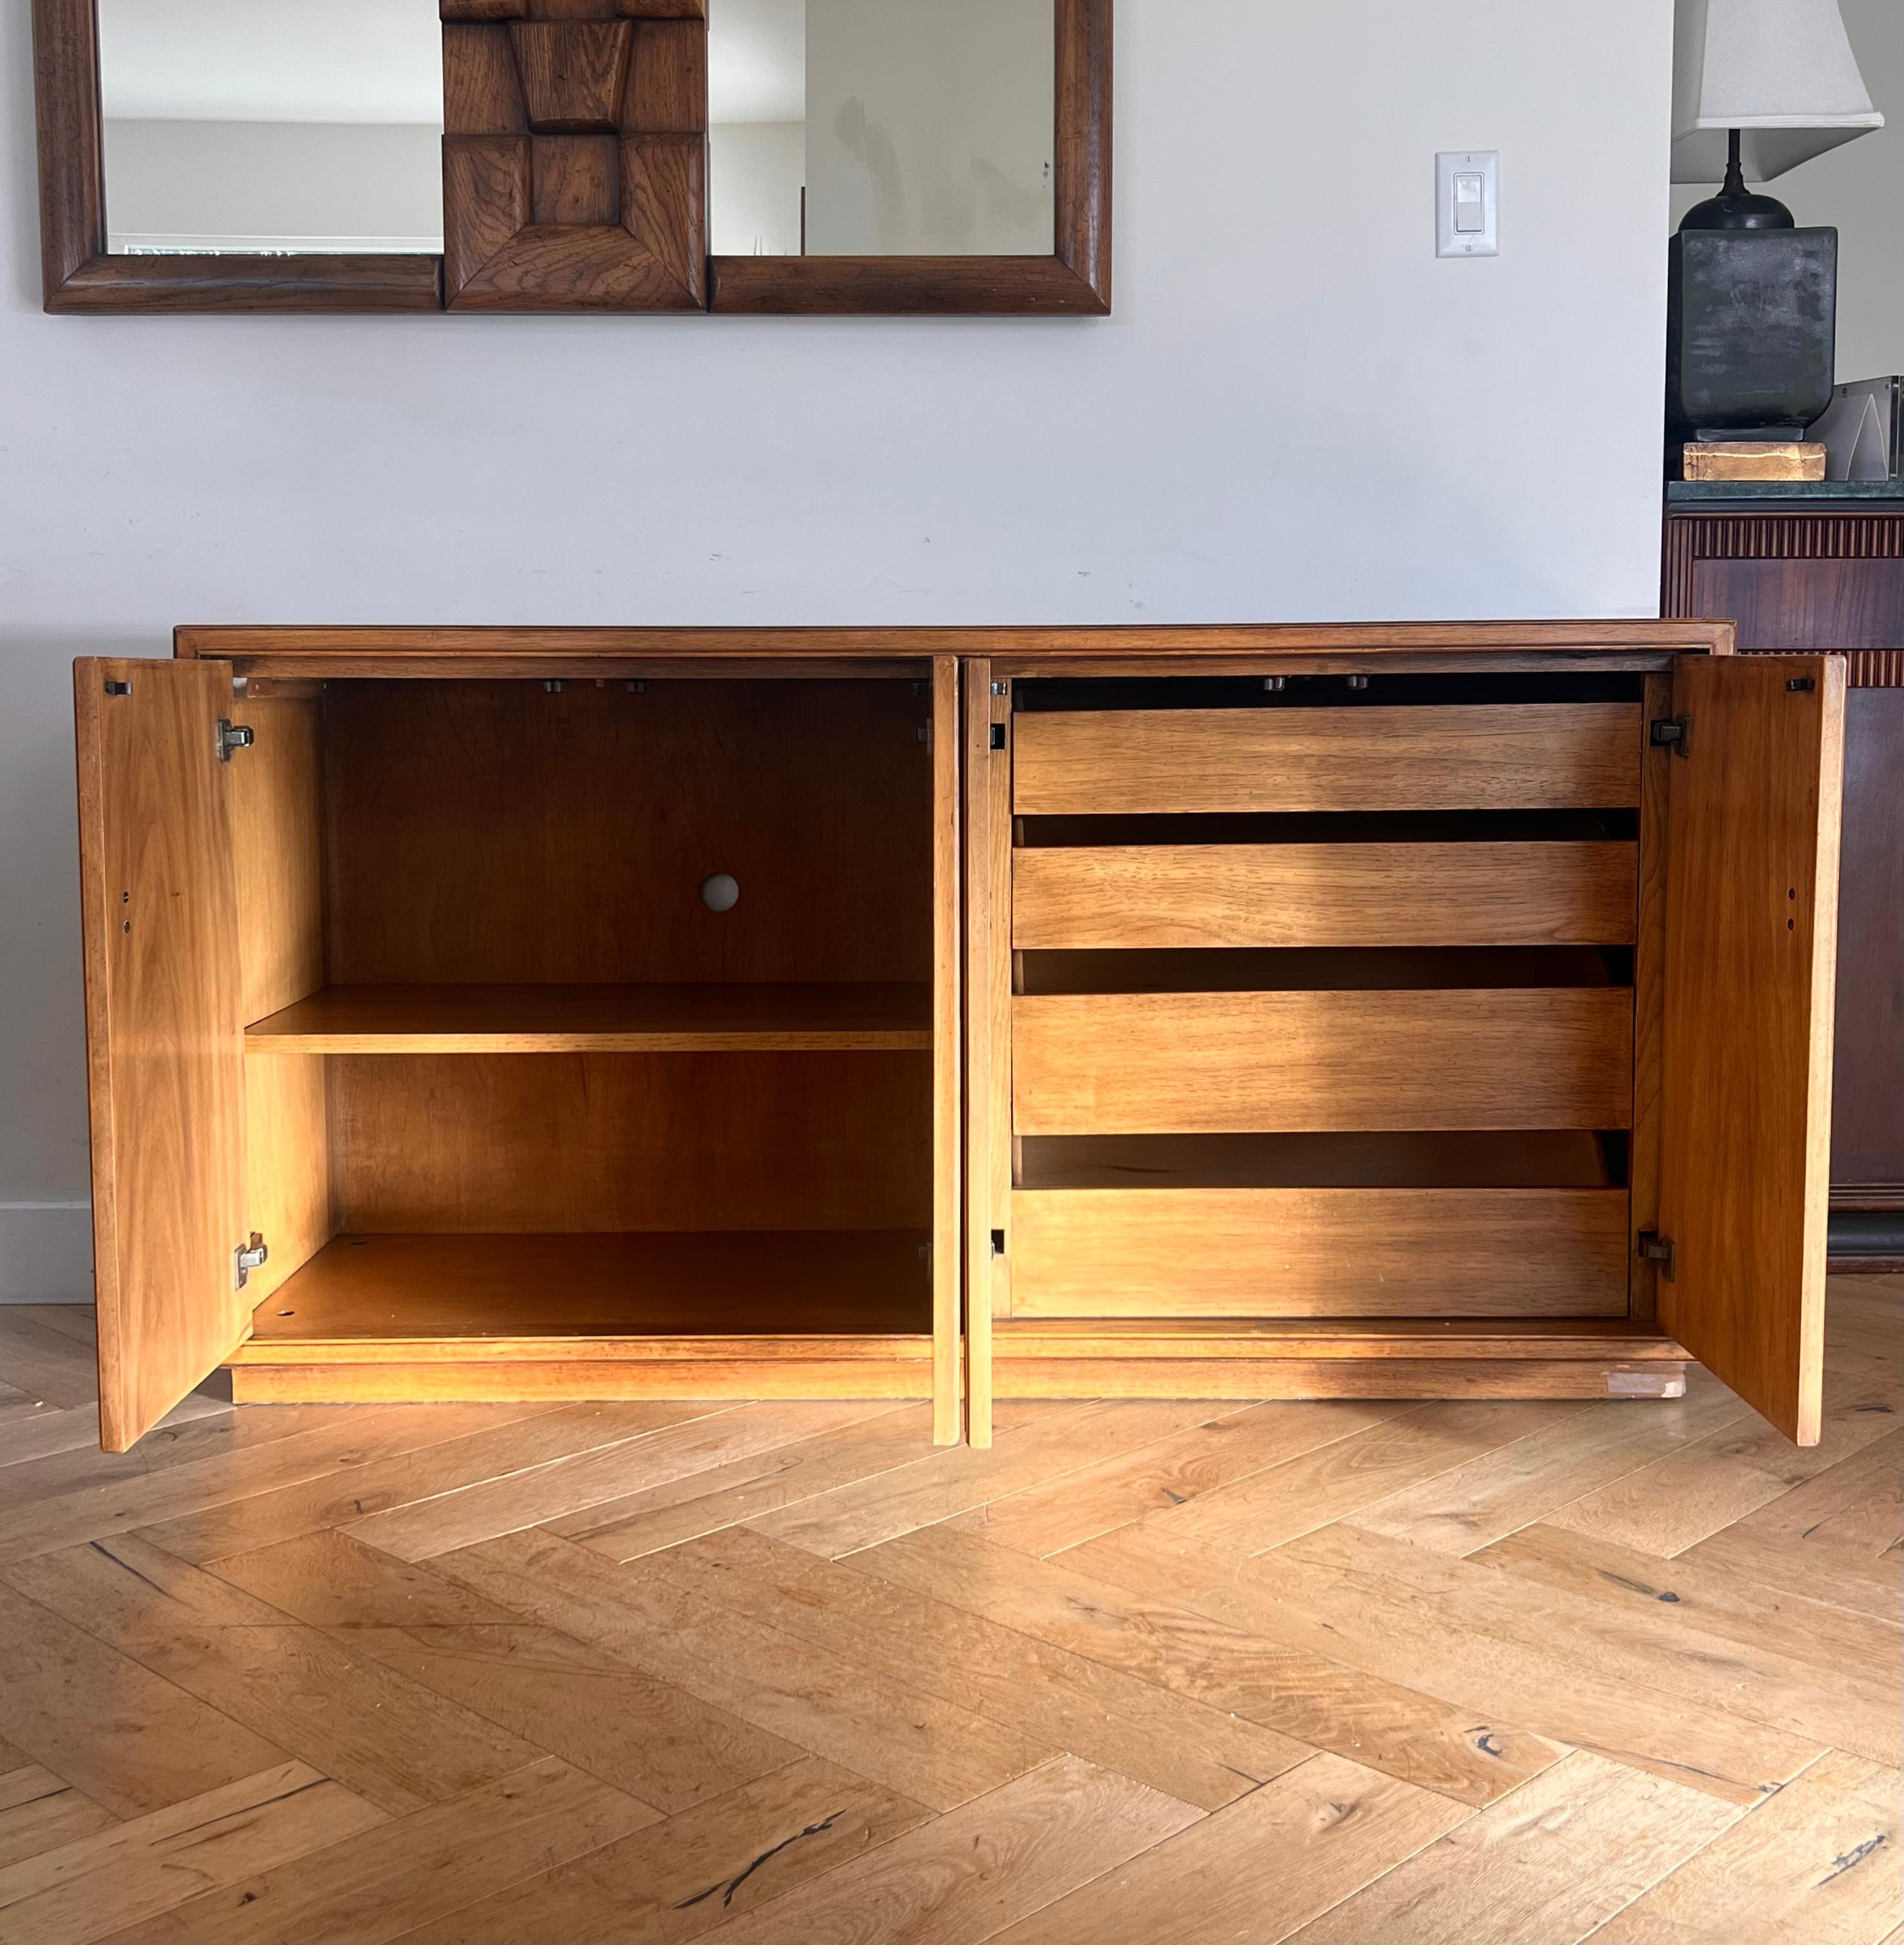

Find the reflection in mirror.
[
  {"left": 710, "top": 0, "right": 1055, "bottom": 258},
  {"left": 98, "top": 0, "right": 443, "bottom": 255}
]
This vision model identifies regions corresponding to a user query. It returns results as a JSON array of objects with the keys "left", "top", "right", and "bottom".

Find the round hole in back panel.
[{"left": 701, "top": 873, "right": 741, "bottom": 913}]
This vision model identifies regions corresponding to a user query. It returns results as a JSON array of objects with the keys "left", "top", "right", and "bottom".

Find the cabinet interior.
[
  {"left": 233, "top": 675, "right": 937, "bottom": 1348},
  {"left": 996, "top": 670, "right": 1654, "bottom": 1331}
]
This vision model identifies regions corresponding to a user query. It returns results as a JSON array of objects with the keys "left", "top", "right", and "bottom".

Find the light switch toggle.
[{"left": 1436, "top": 150, "right": 1499, "bottom": 257}]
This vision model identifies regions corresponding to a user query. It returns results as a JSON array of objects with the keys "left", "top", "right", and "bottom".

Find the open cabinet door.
[
  {"left": 75, "top": 658, "right": 248, "bottom": 1451},
  {"left": 1658, "top": 653, "right": 1846, "bottom": 1445}
]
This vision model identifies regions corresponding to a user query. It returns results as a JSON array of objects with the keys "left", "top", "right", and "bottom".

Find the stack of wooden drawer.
[{"left": 999, "top": 677, "right": 1646, "bottom": 1328}]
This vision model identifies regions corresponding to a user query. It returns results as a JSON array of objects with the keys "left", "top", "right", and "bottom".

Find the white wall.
[
  {"left": 804, "top": 0, "right": 1055, "bottom": 256},
  {"left": 0, "top": 0, "right": 1676, "bottom": 1296},
  {"left": 1669, "top": 0, "right": 1901, "bottom": 380},
  {"left": 104, "top": 119, "right": 442, "bottom": 252}
]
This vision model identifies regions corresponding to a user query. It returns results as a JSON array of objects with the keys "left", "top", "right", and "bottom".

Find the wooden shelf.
[
  {"left": 244, "top": 983, "right": 934, "bottom": 1054},
  {"left": 238, "top": 1230, "right": 933, "bottom": 1355}
]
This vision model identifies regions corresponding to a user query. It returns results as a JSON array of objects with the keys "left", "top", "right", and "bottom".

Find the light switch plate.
[{"left": 1436, "top": 150, "right": 1499, "bottom": 257}]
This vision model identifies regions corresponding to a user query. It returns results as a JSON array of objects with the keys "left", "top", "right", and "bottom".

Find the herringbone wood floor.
[{"left": 0, "top": 1280, "right": 1898, "bottom": 1944}]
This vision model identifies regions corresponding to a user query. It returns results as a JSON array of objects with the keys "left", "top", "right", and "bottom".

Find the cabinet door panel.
[
  {"left": 74, "top": 658, "right": 247, "bottom": 1450},
  {"left": 1659, "top": 653, "right": 1845, "bottom": 1443}
]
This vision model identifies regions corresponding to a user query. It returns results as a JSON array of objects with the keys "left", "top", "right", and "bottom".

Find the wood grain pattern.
[
  {"left": 173, "top": 622, "right": 1737, "bottom": 664},
  {"left": 237, "top": 1231, "right": 931, "bottom": 1343},
  {"left": 74, "top": 658, "right": 249, "bottom": 1452},
  {"left": 968, "top": 665, "right": 1014, "bottom": 1442},
  {"left": 1659, "top": 655, "right": 1845, "bottom": 1443},
  {"left": 1013, "top": 841, "right": 1640, "bottom": 949},
  {"left": 320, "top": 679, "right": 930, "bottom": 985},
  {"left": 442, "top": 11, "right": 704, "bottom": 307},
  {"left": 325, "top": 1052, "right": 928, "bottom": 1233},
  {"left": 707, "top": 0, "right": 1111, "bottom": 316},
  {"left": 244, "top": 983, "right": 931, "bottom": 1052},
  {"left": 32, "top": 0, "right": 442, "bottom": 312},
  {"left": 1013, "top": 705, "right": 1641, "bottom": 815},
  {"left": 0, "top": 1281, "right": 1894, "bottom": 1941},
  {"left": 1012, "top": 987, "right": 1635, "bottom": 1135},
  {"left": 1008, "top": 1187, "right": 1631, "bottom": 1317},
  {"left": 229, "top": 692, "right": 331, "bottom": 1307},
  {"left": 930, "top": 658, "right": 962, "bottom": 1445}
]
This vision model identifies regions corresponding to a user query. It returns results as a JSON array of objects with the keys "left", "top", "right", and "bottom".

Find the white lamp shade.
[{"left": 1673, "top": 0, "right": 1885, "bottom": 182}]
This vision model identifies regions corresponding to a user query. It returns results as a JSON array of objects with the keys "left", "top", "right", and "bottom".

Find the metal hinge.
[
  {"left": 1649, "top": 715, "right": 1691, "bottom": 757},
  {"left": 234, "top": 1233, "right": 269, "bottom": 1289},
  {"left": 990, "top": 724, "right": 1007, "bottom": 751},
  {"left": 1636, "top": 1230, "right": 1675, "bottom": 1281},
  {"left": 990, "top": 1228, "right": 1005, "bottom": 1257},
  {"left": 917, "top": 721, "right": 933, "bottom": 752},
  {"left": 216, "top": 719, "right": 254, "bottom": 763}
]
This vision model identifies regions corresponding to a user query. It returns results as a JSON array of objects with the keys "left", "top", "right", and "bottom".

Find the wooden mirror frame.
[{"left": 32, "top": 0, "right": 1109, "bottom": 316}]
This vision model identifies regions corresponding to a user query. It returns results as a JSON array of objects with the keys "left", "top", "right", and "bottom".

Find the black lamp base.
[{"left": 1678, "top": 129, "right": 1796, "bottom": 231}]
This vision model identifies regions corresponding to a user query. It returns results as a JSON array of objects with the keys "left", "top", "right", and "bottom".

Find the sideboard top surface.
[{"left": 174, "top": 620, "right": 1735, "bottom": 680}]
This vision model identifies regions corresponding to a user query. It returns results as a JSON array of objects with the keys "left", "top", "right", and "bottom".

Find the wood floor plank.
[
  {"left": 1473, "top": 1521, "right": 1903, "bottom": 1691},
  {"left": 1588, "top": 1749, "right": 1903, "bottom": 1944},
  {"left": 0, "top": 1313, "right": 100, "bottom": 1411},
  {"left": 0, "top": 1768, "right": 116, "bottom": 1872},
  {"left": 0, "top": 1397, "right": 227, "bottom": 1474},
  {"left": 1277, "top": 1749, "right": 1741, "bottom": 1944},
  {"left": 685, "top": 1754, "right": 1200, "bottom": 1945},
  {"left": 987, "top": 1749, "right": 1466, "bottom": 1945},
  {"left": 1106, "top": 1401, "right": 1586, "bottom": 1556},
  {"left": 5, "top": 1308, "right": 97, "bottom": 1348},
  {"left": 0, "top": 1581, "right": 288, "bottom": 1819},
  {"left": 381, "top": 1757, "right": 930, "bottom": 1945},
  {"left": 431, "top": 1528, "right": 1055, "bottom": 1813},
  {"left": 750, "top": 1401, "right": 1256, "bottom": 1558},
  {"left": 1160, "top": 1524, "right": 1827, "bottom": 1802},
  {"left": 0, "top": 1760, "right": 384, "bottom": 1945},
  {"left": 5, "top": 1539, "right": 548, "bottom": 1816},
  {"left": 132, "top": 1401, "right": 677, "bottom": 1563},
  {"left": 1347, "top": 1370, "right": 1751, "bottom": 1556},
  {"left": 0, "top": 1405, "right": 587, "bottom": 1567},
  {"left": 551, "top": 1403, "right": 947, "bottom": 1559},
  {"left": 345, "top": 1401, "right": 888, "bottom": 1561},
  {"left": 1681, "top": 1430, "right": 1904, "bottom": 1623},
  {"left": 94, "top": 1758, "right": 655, "bottom": 1945},
  {"left": 1282, "top": 1523, "right": 1899, "bottom": 1766},
  {"left": 0, "top": 1404, "right": 404, "bottom": 1517},
  {"left": 948, "top": 1400, "right": 1410, "bottom": 1559},
  {"left": 857, "top": 1524, "right": 1562, "bottom": 1807},
  {"left": 1542, "top": 1379, "right": 1899, "bottom": 1558},
  {"left": 641, "top": 1525, "right": 1312, "bottom": 1811},
  {"left": 209, "top": 1531, "right": 802, "bottom": 1812}
]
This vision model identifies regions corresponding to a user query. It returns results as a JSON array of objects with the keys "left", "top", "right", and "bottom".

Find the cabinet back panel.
[
  {"left": 322, "top": 680, "right": 932, "bottom": 983},
  {"left": 329, "top": 1051, "right": 931, "bottom": 1232}
]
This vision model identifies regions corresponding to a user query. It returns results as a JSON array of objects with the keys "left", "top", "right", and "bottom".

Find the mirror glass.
[
  {"left": 709, "top": 0, "right": 1055, "bottom": 258},
  {"left": 98, "top": 0, "right": 443, "bottom": 255}
]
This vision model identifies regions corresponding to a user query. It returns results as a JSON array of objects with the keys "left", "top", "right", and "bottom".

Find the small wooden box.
[{"left": 1681, "top": 441, "right": 1827, "bottom": 482}]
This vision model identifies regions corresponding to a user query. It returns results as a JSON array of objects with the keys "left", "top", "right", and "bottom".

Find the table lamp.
[{"left": 1666, "top": 0, "right": 1885, "bottom": 467}]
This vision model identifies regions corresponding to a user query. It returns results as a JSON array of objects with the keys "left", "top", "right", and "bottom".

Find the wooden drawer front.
[
  {"left": 1012, "top": 705, "right": 1639, "bottom": 815},
  {"left": 1012, "top": 989, "right": 1633, "bottom": 1135},
  {"left": 1012, "top": 842, "right": 1637, "bottom": 949},
  {"left": 1010, "top": 1188, "right": 1631, "bottom": 1317}
]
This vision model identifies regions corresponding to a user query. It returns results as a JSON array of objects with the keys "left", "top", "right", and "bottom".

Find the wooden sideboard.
[
  {"left": 75, "top": 624, "right": 1843, "bottom": 1454},
  {"left": 1664, "top": 492, "right": 1904, "bottom": 1268}
]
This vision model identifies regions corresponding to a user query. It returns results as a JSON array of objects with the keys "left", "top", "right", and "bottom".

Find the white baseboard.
[{"left": 0, "top": 1203, "right": 94, "bottom": 1302}]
